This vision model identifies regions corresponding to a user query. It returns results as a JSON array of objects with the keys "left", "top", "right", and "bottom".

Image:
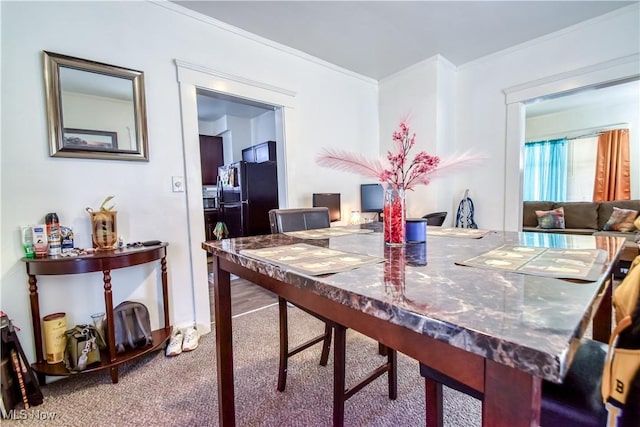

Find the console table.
[{"left": 22, "top": 243, "right": 171, "bottom": 384}]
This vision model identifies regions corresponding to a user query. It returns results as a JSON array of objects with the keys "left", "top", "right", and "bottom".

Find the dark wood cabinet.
[
  {"left": 200, "top": 135, "right": 224, "bottom": 185},
  {"left": 242, "top": 141, "right": 276, "bottom": 163}
]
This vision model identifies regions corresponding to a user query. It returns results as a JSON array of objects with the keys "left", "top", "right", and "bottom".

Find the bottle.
[
  {"left": 46, "top": 212, "right": 61, "bottom": 256},
  {"left": 20, "top": 226, "right": 35, "bottom": 258}
]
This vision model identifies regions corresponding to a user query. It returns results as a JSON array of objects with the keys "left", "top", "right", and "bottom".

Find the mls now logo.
[
  {"left": 2, "top": 409, "right": 28, "bottom": 420},
  {"left": 1, "top": 409, "right": 57, "bottom": 421}
]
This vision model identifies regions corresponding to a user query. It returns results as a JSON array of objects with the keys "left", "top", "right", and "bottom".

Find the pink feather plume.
[
  {"left": 413, "top": 151, "right": 486, "bottom": 185},
  {"left": 316, "top": 148, "right": 387, "bottom": 180}
]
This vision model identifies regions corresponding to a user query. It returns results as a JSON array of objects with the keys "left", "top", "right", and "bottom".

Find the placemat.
[
  {"left": 455, "top": 244, "right": 607, "bottom": 281},
  {"left": 428, "top": 227, "right": 494, "bottom": 239},
  {"left": 284, "top": 227, "right": 374, "bottom": 240},
  {"left": 240, "top": 243, "right": 383, "bottom": 276}
]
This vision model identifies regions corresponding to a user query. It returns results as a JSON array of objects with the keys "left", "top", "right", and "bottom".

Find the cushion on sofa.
[
  {"left": 598, "top": 200, "right": 640, "bottom": 230},
  {"left": 603, "top": 207, "right": 639, "bottom": 232},
  {"left": 536, "top": 207, "right": 565, "bottom": 229},
  {"left": 553, "top": 202, "right": 599, "bottom": 230},
  {"left": 523, "top": 201, "right": 554, "bottom": 227}
]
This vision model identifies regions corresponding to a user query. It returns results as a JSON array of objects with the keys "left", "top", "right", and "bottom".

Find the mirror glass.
[{"left": 43, "top": 51, "right": 149, "bottom": 161}]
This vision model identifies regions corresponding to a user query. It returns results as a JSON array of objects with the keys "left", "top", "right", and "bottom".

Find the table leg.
[
  {"left": 161, "top": 254, "right": 170, "bottom": 329},
  {"left": 103, "top": 269, "right": 118, "bottom": 383},
  {"left": 213, "top": 257, "right": 235, "bottom": 427},
  {"left": 592, "top": 275, "right": 612, "bottom": 343},
  {"left": 333, "top": 325, "right": 346, "bottom": 427},
  {"left": 425, "top": 379, "right": 443, "bottom": 427},
  {"left": 483, "top": 360, "right": 541, "bottom": 427}
]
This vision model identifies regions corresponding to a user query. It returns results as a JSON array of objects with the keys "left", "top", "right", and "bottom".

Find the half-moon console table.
[{"left": 22, "top": 243, "right": 171, "bottom": 384}]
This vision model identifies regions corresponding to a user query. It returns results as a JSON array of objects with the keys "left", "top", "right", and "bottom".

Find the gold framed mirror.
[{"left": 43, "top": 51, "right": 149, "bottom": 161}]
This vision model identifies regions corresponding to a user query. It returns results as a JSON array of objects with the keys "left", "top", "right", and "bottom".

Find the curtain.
[
  {"left": 523, "top": 138, "right": 568, "bottom": 201},
  {"left": 593, "top": 129, "right": 630, "bottom": 201}
]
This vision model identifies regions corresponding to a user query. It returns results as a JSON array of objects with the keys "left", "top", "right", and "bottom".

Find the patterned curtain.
[
  {"left": 593, "top": 129, "right": 631, "bottom": 202},
  {"left": 523, "top": 138, "right": 568, "bottom": 201}
]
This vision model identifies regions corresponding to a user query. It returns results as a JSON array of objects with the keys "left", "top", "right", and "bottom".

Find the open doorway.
[
  {"left": 503, "top": 56, "right": 639, "bottom": 232},
  {"left": 522, "top": 79, "right": 639, "bottom": 203},
  {"left": 175, "top": 60, "right": 297, "bottom": 332},
  {"left": 196, "top": 90, "right": 282, "bottom": 318}
]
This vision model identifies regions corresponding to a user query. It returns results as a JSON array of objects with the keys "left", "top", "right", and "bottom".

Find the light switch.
[{"left": 172, "top": 176, "right": 185, "bottom": 192}]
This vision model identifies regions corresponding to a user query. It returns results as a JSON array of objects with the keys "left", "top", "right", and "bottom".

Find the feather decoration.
[
  {"left": 316, "top": 148, "right": 387, "bottom": 180},
  {"left": 413, "top": 151, "right": 487, "bottom": 186},
  {"left": 316, "top": 122, "right": 486, "bottom": 191}
]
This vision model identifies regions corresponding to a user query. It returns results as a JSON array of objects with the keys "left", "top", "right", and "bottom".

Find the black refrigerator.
[{"left": 217, "top": 161, "right": 279, "bottom": 238}]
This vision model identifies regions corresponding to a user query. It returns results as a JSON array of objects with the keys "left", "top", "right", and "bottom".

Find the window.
[{"left": 523, "top": 136, "right": 597, "bottom": 202}]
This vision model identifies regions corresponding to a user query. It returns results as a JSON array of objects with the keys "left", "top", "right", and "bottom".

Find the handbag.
[
  {"left": 63, "top": 324, "right": 105, "bottom": 372},
  {"left": 113, "top": 301, "right": 152, "bottom": 353}
]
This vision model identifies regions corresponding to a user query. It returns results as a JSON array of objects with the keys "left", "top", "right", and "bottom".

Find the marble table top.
[{"left": 202, "top": 227, "right": 625, "bottom": 383}]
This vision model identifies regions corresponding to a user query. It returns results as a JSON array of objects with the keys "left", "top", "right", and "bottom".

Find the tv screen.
[
  {"left": 360, "top": 184, "right": 383, "bottom": 213},
  {"left": 312, "top": 193, "right": 341, "bottom": 222}
]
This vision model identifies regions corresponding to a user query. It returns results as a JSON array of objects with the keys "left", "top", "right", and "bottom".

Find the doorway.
[
  {"left": 503, "top": 55, "right": 639, "bottom": 231},
  {"left": 522, "top": 80, "right": 639, "bottom": 203},
  {"left": 175, "top": 60, "right": 297, "bottom": 333}
]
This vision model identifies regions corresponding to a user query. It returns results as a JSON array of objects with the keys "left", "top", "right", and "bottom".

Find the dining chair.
[
  {"left": 419, "top": 265, "right": 640, "bottom": 427},
  {"left": 268, "top": 207, "right": 398, "bottom": 421},
  {"left": 422, "top": 211, "right": 447, "bottom": 226}
]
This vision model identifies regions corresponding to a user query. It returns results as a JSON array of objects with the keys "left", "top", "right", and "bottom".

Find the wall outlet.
[{"left": 172, "top": 176, "right": 185, "bottom": 192}]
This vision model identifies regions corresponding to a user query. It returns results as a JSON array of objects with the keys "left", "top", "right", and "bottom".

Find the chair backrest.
[
  {"left": 422, "top": 211, "right": 447, "bottom": 226},
  {"left": 268, "top": 207, "right": 331, "bottom": 233}
]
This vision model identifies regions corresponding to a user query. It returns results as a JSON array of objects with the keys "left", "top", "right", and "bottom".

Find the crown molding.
[{"left": 460, "top": 3, "right": 640, "bottom": 71}]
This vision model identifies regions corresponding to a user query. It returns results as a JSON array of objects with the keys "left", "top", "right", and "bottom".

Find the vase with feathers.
[{"left": 317, "top": 121, "right": 483, "bottom": 245}]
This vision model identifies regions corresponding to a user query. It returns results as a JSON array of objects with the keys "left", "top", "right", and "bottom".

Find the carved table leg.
[
  {"left": 103, "top": 269, "right": 118, "bottom": 383},
  {"left": 28, "top": 274, "right": 46, "bottom": 385}
]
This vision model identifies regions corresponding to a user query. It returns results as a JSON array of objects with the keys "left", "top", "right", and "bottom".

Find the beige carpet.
[{"left": 5, "top": 305, "right": 481, "bottom": 426}]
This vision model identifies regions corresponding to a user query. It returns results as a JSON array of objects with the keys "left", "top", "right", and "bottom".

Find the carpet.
[{"left": 5, "top": 305, "right": 481, "bottom": 426}]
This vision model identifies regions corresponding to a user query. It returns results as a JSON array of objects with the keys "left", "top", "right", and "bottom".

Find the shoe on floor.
[
  {"left": 166, "top": 329, "right": 183, "bottom": 357},
  {"left": 182, "top": 326, "right": 199, "bottom": 352}
]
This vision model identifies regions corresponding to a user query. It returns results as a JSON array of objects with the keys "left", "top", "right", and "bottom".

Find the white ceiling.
[
  {"left": 174, "top": 1, "right": 633, "bottom": 80},
  {"left": 196, "top": 91, "right": 274, "bottom": 121}
]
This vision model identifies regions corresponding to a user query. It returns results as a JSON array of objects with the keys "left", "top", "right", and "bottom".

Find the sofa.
[{"left": 522, "top": 199, "right": 640, "bottom": 262}]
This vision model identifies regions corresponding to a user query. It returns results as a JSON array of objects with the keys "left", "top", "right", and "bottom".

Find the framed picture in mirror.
[
  {"left": 43, "top": 51, "right": 149, "bottom": 161},
  {"left": 63, "top": 128, "right": 118, "bottom": 151}
]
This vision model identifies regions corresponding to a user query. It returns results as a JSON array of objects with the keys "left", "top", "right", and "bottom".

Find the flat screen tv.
[
  {"left": 312, "top": 193, "right": 341, "bottom": 222},
  {"left": 360, "top": 183, "right": 383, "bottom": 214}
]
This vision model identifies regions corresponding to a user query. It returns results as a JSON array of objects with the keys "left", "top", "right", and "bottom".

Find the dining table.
[{"left": 202, "top": 225, "right": 625, "bottom": 426}]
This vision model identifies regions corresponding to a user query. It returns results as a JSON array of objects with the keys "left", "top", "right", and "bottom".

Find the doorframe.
[
  {"left": 175, "top": 60, "right": 297, "bottom": 333},
  {"left": 502, "top": 54, "right": 639, "bottom": 231}
]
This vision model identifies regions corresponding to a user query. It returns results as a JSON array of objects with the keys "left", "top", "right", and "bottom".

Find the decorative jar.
[{"left": 88, "top": 210, "right": 118, "bottom": 250}]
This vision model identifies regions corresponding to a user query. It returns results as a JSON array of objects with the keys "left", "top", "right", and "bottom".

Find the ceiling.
[
  {"left": 196, "top": 90, "right": 274, "bottom": 122},
  {"left": 174, "top": 1, "right": 633, "bottom": 80}
]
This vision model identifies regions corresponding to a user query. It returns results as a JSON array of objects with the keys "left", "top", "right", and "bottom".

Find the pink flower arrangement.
[{"left": 317, "top": 121, "right": 481, "bottom": 191}]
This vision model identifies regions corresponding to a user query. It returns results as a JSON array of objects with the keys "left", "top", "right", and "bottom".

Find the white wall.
[
  {"left": 378, "top": 55, "right": 459, "bottom": 221},
  {"left": 526, "top": 99, "right": 640, "bottom": 199},
  {"left": 453, "top": 5, "right": 639, "bottom": 230},
  {"left": 251, "top": 110, "right": 276, "bottom": 146},
  {"left": 225, "top": 115, "right": 253, "bottom": 162},
  {"left": 63, "top": 92, "right": 137, "bottom": 150},
  {"left": 0, "top": 0, "right": 378, "bottom": 364}
]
